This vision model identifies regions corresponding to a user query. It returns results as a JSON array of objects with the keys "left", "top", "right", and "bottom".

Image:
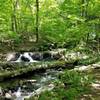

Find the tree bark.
[
  {"left": 36, "top": 0, "right": 39, "bottom": 42},
  {"left": 81, "top": 0, "right": 90, "bottom": 43},
  {"left": 81, "top": 0, "right": 88, "bottom": 17},
  {"left": 11, "top": 0, "right": 18, "bottom": 33}
]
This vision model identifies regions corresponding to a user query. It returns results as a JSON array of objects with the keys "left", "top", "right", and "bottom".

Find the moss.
[{"left": 0, "top": 61, "right": 66, "bottom": 81}]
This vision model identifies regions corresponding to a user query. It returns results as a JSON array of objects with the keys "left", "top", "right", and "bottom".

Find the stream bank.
[{"left": 0, "top": 49, "right": 100, "bottom": 100}]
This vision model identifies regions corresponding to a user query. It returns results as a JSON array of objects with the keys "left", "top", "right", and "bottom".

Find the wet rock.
[
  {"left": 20, "top": 53, "right": 34, "bottom": 62},
  {"left": 52, "top": 53, "right": 62, "bottom": 60},
  {"left": 73, "top": 60, "right": 79, "bottom": 66},
  {"left": 6, "top": 52, "right": 39, "bottom": 62},
  {"left": 6, "top": 48, "right": 67, "bottom": 62},
  {"left": 30, "top": 53, "right": 42, "bottom": 61},
  {"left": 21, "top": 56, "right": 30, "bottom": 62},
  {"left": 43, "top": 52, "right": 52, "bottom": 60},
  {"left": 14, "top": 53, "right": 20, "bottom": 61}
]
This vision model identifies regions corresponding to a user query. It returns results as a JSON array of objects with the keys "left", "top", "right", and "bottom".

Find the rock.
[
  {"left": 52, "top": 53, "right": 62, "bottom": 60},
  {"left": 74, "top": 65, "right": 92, "bottom": 71},
  {"left": 92, "top": 64, "right": 100, "bottom": 68},
  {"left": 6, "top": 53, "right": 19, "bottom": 61},
  {"left": 47, "top": 84, "right": 54, "bottom": 90},
  {"left": 43, "top": 52, "right": 52, "bottom": 60},
  {"left": 91, "top": 83, "right": 100, "bottom": 89},
  {"left": 0, "top": 87, "right": 3, "bottom": 96},
  {"left": 6, "top": 48, "right": 67, "bottom": 62},
  {"left": 21, "top": 53, "right": 33, "bottom": 62},
  {"left": 7, "top": 52, "right": 20, "bottom": 62},
  {"left": 5, "top": 92, "right": 12, "bottom": 99},
  {"left": 15, "top": 53, "right": 21, "bottom": 60},
  {"left": 21, "top": 56, "right": 30, "bottom": 62},
  {"left": 30, "top": 53, "right": 42, "bottom": 61},
  {"left": 73, "top": 60, "right": 79, "bottom": 66},
  {"left": 6, "top": 52, "right": 39, "bottom": 62},
  {"left": 26, "top": 80, "right": 37, "bottom": 83}
]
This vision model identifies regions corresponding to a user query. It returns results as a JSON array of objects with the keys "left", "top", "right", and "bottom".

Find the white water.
[{"left": 0, "top": 68, "right": 63, "bottom": 100}]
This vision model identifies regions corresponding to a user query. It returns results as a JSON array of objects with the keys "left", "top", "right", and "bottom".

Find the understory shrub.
[{"left": 27, "top": 70, "right": 93, "bottom": 100}]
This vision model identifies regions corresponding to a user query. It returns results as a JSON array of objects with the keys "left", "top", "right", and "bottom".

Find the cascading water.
[
  {"left": 1, "top": 49, "right": 86, "bottom": 100},
  {"left": 0, "top": 68, "right": 63, "bottom": 100}
]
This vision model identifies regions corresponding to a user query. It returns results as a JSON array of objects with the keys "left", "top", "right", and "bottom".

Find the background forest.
[{"left": 0, "top": 0, "right": 100, "bottom": 51}]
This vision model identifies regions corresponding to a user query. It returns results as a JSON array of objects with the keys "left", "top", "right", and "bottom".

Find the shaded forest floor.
[
  {"left": 0, "top": 41, "right": 37, "bottom": 52},
  {"left": 79, "top": 63, "right": 100, "bottom": 100}
]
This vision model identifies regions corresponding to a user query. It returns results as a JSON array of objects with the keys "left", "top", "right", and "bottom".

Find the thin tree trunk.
[
  {"left": 36, "top": 0, "right": 39, "bottom": 42},
  {"left": 81, "top": 0, "right": 90, "bottom": 43},
  {"left": 81, "top": 0, "right": 88, "bottom": 17},
  {"left": 11, "top": 15, "right": 14, "bottom": 32},
  {"left": 81, "top": 0, "right": 85, "bottom": 17},
  {"left": 11, "top": 0, "right": 18, "bottom": 33}
]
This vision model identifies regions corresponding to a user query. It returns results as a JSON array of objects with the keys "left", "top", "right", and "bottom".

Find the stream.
[
  {"left": 0, "top": 51, "right": 99, "bottom": 100},
  {"left": 0, "top": 67, "right": 63, "bottom": 100},
  {"left": 0, "top": 50, "right": 67, "bottom": 100}
]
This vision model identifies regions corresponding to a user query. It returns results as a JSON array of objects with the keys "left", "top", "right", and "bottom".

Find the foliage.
[
  {"left": 27, "top": 70, "right": 93, "bottom": 100},
  {"left": 0, "top": 0, "right": 99, "bottom": 50}
]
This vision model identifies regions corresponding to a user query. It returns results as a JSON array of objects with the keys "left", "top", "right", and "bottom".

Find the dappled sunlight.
[{"left": 0, "top": 0, "right": 100, "bottom": 99}]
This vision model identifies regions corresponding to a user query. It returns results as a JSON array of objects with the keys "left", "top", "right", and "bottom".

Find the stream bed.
[
  {"left": 0, "top": 51, "right": 99, "bottom": 100},
  {"left": 0, "top": 67, "right": 63, "bottom": 100}
]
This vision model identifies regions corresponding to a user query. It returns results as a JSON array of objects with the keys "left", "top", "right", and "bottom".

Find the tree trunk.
[
  {"left": 81, "top": 0, "right": 90, "bottom": 43},
  {"left": 11, "top": 0, "right": 18, "bottom": 33},
  {"left": 36, "top": 0, "right": 39, "bottom": 42},
  {"left": 81, "top": 0, "right": 88, "bottom": 17},
  {"left": 11, "top": 15, "right": 14, "bottom": 32}
]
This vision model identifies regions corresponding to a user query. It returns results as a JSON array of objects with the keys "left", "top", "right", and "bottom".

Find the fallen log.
[
  {"left": 1, "top": 56, "right": 99, "bottom": 81},
  {"left": 0, "top": 60, "right": 76, "bottom": 81}
]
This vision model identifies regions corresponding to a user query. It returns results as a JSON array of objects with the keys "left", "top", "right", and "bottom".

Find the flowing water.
[
  {"left": 0, "top": 51, "right": 99, "bottom": 100},
  {"left": 0, "top": 51, "right": 66, "bottom": 100},
  {"left": 0, "top": 68, "right": 63, "bottom": 100}
]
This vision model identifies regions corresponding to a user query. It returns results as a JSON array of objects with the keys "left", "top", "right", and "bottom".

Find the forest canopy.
[{"left": 0, "top": 0, "right": 100, "bottom": 49}]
